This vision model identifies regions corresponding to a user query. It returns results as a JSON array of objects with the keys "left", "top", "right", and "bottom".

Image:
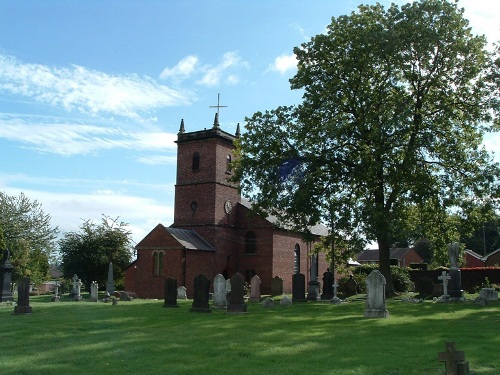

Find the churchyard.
[{"left": 0, "top": 289, "right": 499, "bottom": 375}]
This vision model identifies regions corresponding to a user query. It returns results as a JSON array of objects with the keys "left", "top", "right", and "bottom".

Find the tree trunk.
[{"left": 377, "top": 235, "right": 395, "bottom": 297}]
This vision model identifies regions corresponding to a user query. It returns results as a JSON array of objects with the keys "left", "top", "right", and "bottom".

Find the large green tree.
[
  {"left": 59, "top": 216, "right": 133, "bottom": 290},
  {"left": 234, "top": 0, "right": 499, "bottom": 294},
  {"left": 0, "top": 192, "right": 58, "bottom": 285}
]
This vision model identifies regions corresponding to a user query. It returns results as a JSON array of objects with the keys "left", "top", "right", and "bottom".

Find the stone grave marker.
[
  {"left": 90, "top": 281, "right": 98, "bottom": 302},
  {"left": 13, "top": 277, "right": 32, "bottom": 315},
  {"left": 190, "top": 274, "right": 211, "bottom": 313},
  {"left": 280, "top": 295, "right": 292, "bottom": 306},
  {"left": 106, "top": 262, "right": 115, "bottom": 294},
  {"left": 321, "top": 270, "right": 334, "bottom": 300},
  {"left": 249, "top": 274, "right": 261, "bottom": 302},
  {"left": 164, "top": 278, "right": 178, "bottom": 308},
  {"left": 447, "top": 242, "right": 463, "bottom": 298},
  {"left": 438, "top": 342, "right": 474, "bottom": 375},
  {"left": 330, "top": 280, "right": 341, "bottom": 304},
  {"left": 364, "top": 270, "right": 389, "bottom": 318},
  {"left": 119, "top": 291, "right": 132, "bottom": 301},
  {"left": 292, "top": 273, "right": 306, "bottom": 302},
  {"left": 177, "top": 286, "right": 187, "bottom": 299},
  {"left": 345, "top": 275, "right": 358, "bottom": 296},
  {"left": 51, "top": 281, "right": 60, "bottom": 302},
  {"left": 262, "top": 297, "right": 274, "bottom": 308},
  {"left": 225, "top": 279, "right": 231, "bottom": 304},
  {"left": 479, "top": 288, "right": 498, "bottom": 301},
  {"left": 271, "top": 276, "right": 283, "bottom": 296},
  {"left": 438, "top": 271, "right": 451, "bottom": 297},
  {"left": 212, "top": 274, "right": 227, "bottom": 308},
  {"left": 73, "top": 276, "right": 82, "bottom": 301},
  {"left": 227, "top": 272, "right": 247, "bottom": 313},
  {"left": 0, "top": 249, "right": 14, "bottom": 302}
]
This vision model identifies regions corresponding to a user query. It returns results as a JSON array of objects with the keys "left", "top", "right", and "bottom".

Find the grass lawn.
[{"left": 0, "top": 294, "right": 499, "bottom": 375}]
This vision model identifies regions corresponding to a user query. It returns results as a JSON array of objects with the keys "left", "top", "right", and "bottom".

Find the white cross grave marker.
[{"left": 438, "top": 271, "right": 451, "bottom": 296}]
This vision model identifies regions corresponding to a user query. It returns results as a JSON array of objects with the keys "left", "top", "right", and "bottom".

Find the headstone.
[
  {"left": 0, "top": 249, "right": 14, "bottom": 302},
  {"left": 225, "top": 279, "right": 231, "bottom": 304},
  {"left": 292, "top": 273, "right": 306, "bottom": 302},
  {"left": 51, "top": 281, "right": 60, "bottom": 302},
  {"left": 249, "top": 274, "right": 261, "bottom": 302},
  {"left": 438, "top": 271, "right": 451, "bottom": 297},
  {"left": 71, "top": 274, "right": 78, "bottom": 297},
  {"left": 364, "top": 270, "right": 389, "bottom": 318},
  {"left": 447, "top": 243, "right": 463, "bottom": 298},
  {"left": 120, "top": 291, "right": 132, "bottom": 301},
  {"left": 13, "top": 277, "right": 32, "bottom": 315},
  {"left": 164, "top": 278, "right": 178, "bottom": 308},
  {"left": 73, "top": 276, "right": 82, "bottom": 301},
  {"left": 438, "top": 342, "right": 474, "bottom": 375},
  {"left": 261, "top": 297, "right": 275, "bottom": 308},
  {"left": 271, "top": 276, "right": 283, "bottom": 296},
  {"left": 345, "top": 275, "right": 358, "bottom": 296},
  {"left": 321, "top": 271, "right": 334, "bottom": 300},
  {"left": 307, "top": 255, "right": 320, "bottom": 301},
  {"left": 190, "top": 274, "right": 211, "bottom": 313},
  {"left": 479, "top": 288, "right": 498, "bottom": 301},
  {"left": 330, "top": 281, "right": 341, "bottom": 304},
  {"left": 227, "top": 272, "right": 247, "bottom": 313},
  {"left": 89, "top": 281, "right": 98, "bottom": 302},
  {"left": 212, "top": 274, "right": 227, "bottom": 308},
  {"left": 280, "top": 295, "right": 292, "bottom": 306},
  {"left": 177, "top": 286, "right": 187, "bottom": 299},
  {"left": 106, "top": 262, "right": 115, "bottom": 294}
]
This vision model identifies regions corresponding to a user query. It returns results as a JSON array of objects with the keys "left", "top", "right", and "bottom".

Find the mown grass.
[{"left": 0, "top": 295, "right": 499, "bottom": 375}]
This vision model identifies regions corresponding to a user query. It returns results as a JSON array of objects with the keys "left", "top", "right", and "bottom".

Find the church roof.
[{"left": 165, "top": 227, "right": 215, "bottom": 251}]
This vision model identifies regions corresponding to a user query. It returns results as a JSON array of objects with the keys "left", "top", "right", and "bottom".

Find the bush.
[{"left": 390, "top": 266, "right": 413, "bottom": 293}]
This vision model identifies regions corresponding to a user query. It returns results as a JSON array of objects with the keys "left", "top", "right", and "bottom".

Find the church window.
[
  {"left": 226, "top": 154, "right": 232, "bottom": 173},
  {"left": 294, "top": 244, "right": 300, "bottom": 274},
  {"left": 190, "top": 201, "right": 198, "bottom": 215},
  {"left": 245, "top": 231, "right": 257, "bottom": 254},
  {"left": 152, "top": 251, "right": 164, "bottom": 276},
  {"left": 192, "top": 152, "right": 200, "bottom": 171}
]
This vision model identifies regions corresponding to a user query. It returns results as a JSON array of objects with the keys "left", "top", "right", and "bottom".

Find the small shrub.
[{"left": 390, "top": 266, "right": 413, "bottom": 293}]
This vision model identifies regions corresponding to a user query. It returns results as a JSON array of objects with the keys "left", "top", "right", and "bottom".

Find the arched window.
[
  {"left": 192, "top": 152, "right": 200, "bottom": 171},
  {"left": 152, "top": 251, "right": 164, "bottom": 276},
  {"left": 245, "top": 231, "right": 257, "bottom": 254},
  {"left": 226, "top": 154, "right": 232, "bottom": 173},
  {"left": 294, "top": 244, "right": 300, "bottom": 274}
]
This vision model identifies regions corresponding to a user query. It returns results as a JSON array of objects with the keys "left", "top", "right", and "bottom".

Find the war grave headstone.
[
  {"left": 13, "top": 277, "right": 32, "bottom": 315},
  {"left": 447, "top": 242, "right": 463, "bottom": 299},
  {"left": 106, "top": 262, "right": 115, "bottom": 294},
  {"left": 190, "top": 274, "right": 211, "bottom": 313},
  {"left": 212, "top": 274, "right": 227, "bottom": 308},
  {"left": 177, "top": 286, "right": 187, "bottom": 299},
  {"left": 1, "top": 249, "right": 14, "bottom": 302},
  {"left": 307, "top": 254, "right": 320, "bottom": 301},
  {"left": 345, "top": 275, "right": 358, "bottom": 297},
  {"left": 437, "top": 271, "right": 451, "bottom": 301},
  {"left": 271, "top": 276, "right": 283, "bottom": 296},
  {"left": 73, "top": 275, "right": 82, "bottom": 301},
  {"left": 321, "top": 270, "right": 334, "bottom": 300},
  {"left": 292, "top": 273, "right": 306, "bottom": 302},
  {"left": 249, "top": 274, "right": 261, "bottom": 302},
  {"left": 164, "top": 278, "right": 179, "bottom": 308},
  {"left": 330, "top": 280, "right": 341, "bottom": 304},
  {"left": 227, "top": 272, "right": 247, "bottom": 313},
  {"left": 89, "top": 281, "right": 98, "bottom": 302},
  {"left": 364, "top": 270, "right": 389, "bottom": 318},
  {"left": 438, "top": 342, "right": 475, "bottom": 375}
]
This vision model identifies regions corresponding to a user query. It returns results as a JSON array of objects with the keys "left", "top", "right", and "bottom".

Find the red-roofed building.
[
  {"left": 465, "top": 248, "right": 500, "bottom": 268},
  {"left": 357, "top": 247, "right": 424, "bottom": 267}
]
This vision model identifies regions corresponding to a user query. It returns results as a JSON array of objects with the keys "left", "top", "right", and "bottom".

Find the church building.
[{"left": 124, "top": 114, "right": 329, "bottom": 298}]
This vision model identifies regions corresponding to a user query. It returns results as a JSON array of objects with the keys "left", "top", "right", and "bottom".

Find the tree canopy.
[
  {"left": 0, "top": 191, "right": 58, "bottom": 285},
  {"left": 234, "top": 0, "right": 500, "bottom": 294},
  {"left": 59, "top": 216, "right": 133, "bottom": 290}
]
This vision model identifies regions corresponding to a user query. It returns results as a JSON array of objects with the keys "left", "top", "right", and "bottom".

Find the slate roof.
[
  {"left": 465, "top": 248, "right": 500, "bottom": 262},
  {"left": 165, "top": 227, "right": 215, "bottom": 251},
  {"left": 357, "top": 248, "right": 419, "bottom": 262}
]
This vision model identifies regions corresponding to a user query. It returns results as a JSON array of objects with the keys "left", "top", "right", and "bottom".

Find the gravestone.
[
  {"left": 177, "top": 286, "right": 187, "bottom": 299},
  {"left": 271, "top": 276, "right": 283, "bottom": 296},
  {"left": 330, "top": 281, "right": 341, "bottom": 304},
  {"left": 227, "top": 272, "right": 247, "bottom": 313},
  {"left": 212, "top": 274, "right": 227, "bottom": 308},
  {"left": 119, "top": 291, "right": 132, "bottom": 301},
  {"left": 447, "top": 243, "right": 463, "bottom": 298},
  {"left": 73, "top": 276, "right": 82, "bottom": 301},
  {"left": 262, "top": 297, "right": 274, "bottom": 308},
  {"left": 345, "top": 275, "right": 358, "bottom": 296},
  {"left": 292, "top": 273, "right": 306, "bottom": 302},
  {"left": 364, "top": 270, "right": 389, "bottom": 318},
  {"left": 321, "top": 271, "right": 334, "bottom": 300},
  {"left": 0, "top": 249, "right": 14, "bottom": 302},
  {"left": 164, "top": 278, "right": 178, "bottom": 308},
  {"left": 307, "top": 254, "right": 320, "bottom": 301},
  {"left": 438, "top": 271, "right": 451, "bottom": 297},
  {"left": 479, "top": 288, "right": 498, "bottom": 301},
  {"left": 225, "top": 279, "right": 231, "bottom": 304},
  {"left": 190, "top": 274, "right": 211, "bottom": 313},
  {"left": 89, "top": 281, "right": 98, "bottom": 302},
  {"left": 13, "top": 277, "right": 32, "bottom": 315},
  {"left": 438, "top": 342, "right": 474, "bottom": 375},
  {"left": 106, "top": 262, "right": 115, "bottom": 294},
  {"left": 280, "top": 295, "right": 292, "bottom": 306},
  {"left": 249, "top": 274, "right": 261, "bottom": 302},
  {"left": 51, "top": 281, "right": 60, "bottom": 302}
]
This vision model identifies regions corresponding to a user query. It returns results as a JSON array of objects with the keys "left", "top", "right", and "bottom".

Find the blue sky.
[{"left": 0, "top": 1, "right": 499, "bottom": 245}]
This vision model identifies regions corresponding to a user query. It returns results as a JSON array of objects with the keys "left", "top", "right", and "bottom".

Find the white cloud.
[
  {"left": 267, "top": 54, "right": 298, "bottom": 75},
  {"left": 0, "top": 113, "right": 177, "bottom": 156},
  {"left": 0, "top": 54, "right": 194, "bottom": 120},
  {"left": 159, "top": 55, "right": 199, "bottom": 81}
]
